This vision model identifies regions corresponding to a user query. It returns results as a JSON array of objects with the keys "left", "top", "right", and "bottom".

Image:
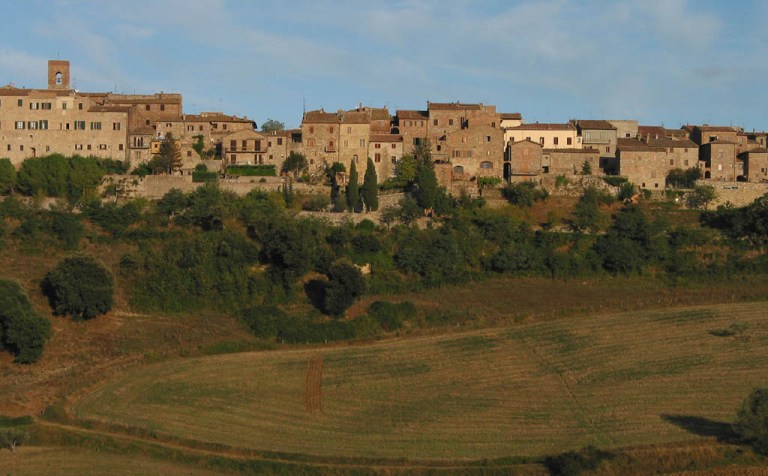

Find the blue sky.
[{"left": 1, "top": 0, "right": 767, "bottom": 131}]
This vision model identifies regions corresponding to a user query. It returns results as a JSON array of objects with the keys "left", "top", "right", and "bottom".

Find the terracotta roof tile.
[
  {"left": 428, "top": 102, "right": 482, "bottom": 110},
  {"left": 370, "top": 134, "right": 402, "bottom": 142},
  {"left": 573, "top": 119, "right": 616, "bottom": 130},
  {"left": 510, "top": 123, "right": 575, "bottom": 131}
]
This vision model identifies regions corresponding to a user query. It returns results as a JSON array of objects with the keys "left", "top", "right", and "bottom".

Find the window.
[
  {"left": 75, "top": 144, "right": 83, "bottom": 150},
  {"left": 187, "top": 150, "right": 191, "bottom": 157},
  {"left": 391, "top": 143, "right": 396, "bottom": 149},
  {"left": 453, "top": 165, "right": 464, "bottom": 174},
  {"left": 353, "top": 155, "right": 358, "bottom": 163},
  {"left": 87, "top": 144, "right": 92, "bottom": 150},
  {"left": 462, "top": 136, "right": 467, "bottom": 143},
  {"left": 90, "top": 122, "right": 102, "bottom": 130},
  {"left": 230, "top": 140, "right": 237, "bottom": 150},
  {"left": 480, "top": 161, "right": 493, "bottom": 169},
  {"left": 554, "top": 137, "right": 559, "bottom": 145},
  {"left": 222, "top": 124, "right": 227, "bottom": 130},
  {"left": 242, "top": 140, "right": 248, "bottom": 150},
  {"left": 99, "top": 144, "right": 107, "bottom": 150},
  {"left": 309, "top": 126, "right": 314, "bottom": 133},
  {"left": 684, "top": 160, "right": 689, "bottom": 166},
  {"left": 375, "top": 153, "right": 381, "bottom": 163},
  {"left": 375, "top": 143, "right": 381, "bottom": 149},
  {"left": 41, "top": 101, "right": 52, "bottom": 109},
  {"left": 605, "top": 146, "right": 610, "bottom": 153},
  {"left": 145, "top": 119, "right": 151, "bottom": 126},
  {"left": 19, "top": 145, "right": 23, "bottom": 151},
  {"left": 277, "top": 138, "right": 283, "bottom": 145},
  {"left": 433, "top": 119, "right": 438, "bottom": 126},
  {"left": 525, "top": 136, "right": 531, "bottom": 141},
  {"left": 670, "top": 159, "right": 674, "bottom": 166},
  {"left": 449, "top": 119, "right": 454, "bottom": 126},
  {"left": 391, "top": 156, "right": 397, "bottom": 163},
  {"left": 145, "top": 105, "right": 151, "bottom": 111},
  {"left": 62, "top": 102, "right": 67, "bottom": 110},
  {"left": 113, "top": 122, "right": 121, "bottom": 131},
  {"left": 28, "top": 121, "right": 38, "bottom": 130},
  {"left": 359, "top": 139, "right": 365, "bottom": 147},
  {"left": 17, "top": 99, "right": 22, "bottom": 107},
  {"left": 347, "top": 126, "right": 351, "bottom": 134},
  {"left": 74, "top": 121, "right": 86, "bottom": 130},
  {"left": 6, "top": 145, "right": 10, "bottom": 151},
  {"left": 39, "top": 120, "right": 48, "bottom": 130},
  {"left": 329, "top": 126, "right": 334, "bottom": 133},
  {"left": 119, "top": 144, "right": 124, "bottom": 151},
  {"left": 539, "top": 137, "right": 544, "bottom": 145},
  {"left": 46, "top": 146, "right": 50, "bottom": 152},
  {"left": 30, "top": 102, "right": 39, "bottom": 110},
  {"left": 78, "top": 103, "right": 83, "bottom": 110},
  {"left": 160, "top": 104, "right": 165, "bottom": 111},
  {"left": 15, "top": 121, "right": 25, "bottom": 130},
  {"left": 485, "top": 136, "right": 491, "bottom": 142},
  {"left": 567, "top": 137, "right": 572, "bottom": 146}
]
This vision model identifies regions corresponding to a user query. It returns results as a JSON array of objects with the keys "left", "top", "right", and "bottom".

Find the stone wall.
[{"left": 701, "top": 180, "right": 768, "bottom": 207}]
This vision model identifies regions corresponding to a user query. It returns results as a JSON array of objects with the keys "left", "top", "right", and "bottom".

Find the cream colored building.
[{"left": 505, "top": 123, "right": 581, "bottom": 150}]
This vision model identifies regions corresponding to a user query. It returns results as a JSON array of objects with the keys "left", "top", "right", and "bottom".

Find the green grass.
[{"left": 71, "top": 301, "right": 768, "bottom": 461}]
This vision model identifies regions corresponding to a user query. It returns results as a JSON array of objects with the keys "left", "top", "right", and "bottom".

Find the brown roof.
[
  {"left": 617, "top": 138, "right": 665, "bottom": 152},
  {"left": 703, "top": 140, "right": 737, "bottom": 146},
  {"left": 340, "top": 111, "right": 370, "bottom": 124},
  {"left": 543, "top": 148, "right": 599, "bottom": 154},
  {"left": 647, "top": 138, "right": 698, "bottom": 149},
  {"left": 510, "top": 123, "right": 575, "bottom": 131},
  {"left": 428, "top": 102, "right": 482, "bottom": 111},
  {"left": 88, "top": 106, "right": 131, "bottom": 113},
  {"left": 694, "top": 125, "right": 738, "bottom": 133},
  {"left": 396, "top": 110, "right": 428, "bottom": 120},
  {"left": 638, "top": 125, "right": 665, "bottom": 138},
  {"left": 370, "top": 134, "right": 402, "bottom": 143},
  {"left": 573, "top": 120, "right": 616, "bottom": 130},
  {"left": 739, "top": 148, "right": 768, "bottom": 155},
  {"left": 369, "top": 107, "right": 391, "bottom": 121},
  {"left": 500, "top": 112, "right": 522, "bottom": 120},
  {"left": 303, "top": 110, "right": 338, "bottom": 124},
  {"left": 131, "top": 127, "right": 156, "bottom": 135}
]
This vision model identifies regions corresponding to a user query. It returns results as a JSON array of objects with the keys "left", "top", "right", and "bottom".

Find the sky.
[{"left": 1, "top": 0, "right": 767, "bottom": 131}]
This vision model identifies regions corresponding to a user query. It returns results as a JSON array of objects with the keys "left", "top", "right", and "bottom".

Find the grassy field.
[
  {"left": 0, "top": 446, "right": 227, "bottom": 475},
  {"left": 71, "top": 300, "right": 768, "bottom": 461}
]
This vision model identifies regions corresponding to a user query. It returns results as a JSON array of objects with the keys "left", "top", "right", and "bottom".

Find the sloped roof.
[
  {"left": 647, "top": 138, "right": 698, "bottom": 149},
  {"left": 617, "top": 138, "right": 665, "bottom": 152},
  {"left": 303, "top": 109, "right": 338, "bottom": 124},
  {"left": 428, "top": 102, "right": 482, "bottom": 110},
  {"left": 694, "top": 125, "right": 738, "bottom": 133},
  {"left": 543, "top": 148, "right": 599, "bottom": 154},
  {"left": 370, "top": 134, "right": 403, "bottom": 143},
  {"left": 396, "top": 110, "right": 428, "bottom": 120},
  {"left": 500, "top": 112, "right": 522, "bottom": 120},
  {"left": 510, "top": 123, "right": 575, "bottom": 131},
  {"left": 573, "top": 119, "right": 616, "bottom": 130}
]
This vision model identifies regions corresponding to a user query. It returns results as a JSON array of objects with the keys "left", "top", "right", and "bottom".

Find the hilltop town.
[{"left": 2, "top": 60, "right": 767, "bottom": 203}]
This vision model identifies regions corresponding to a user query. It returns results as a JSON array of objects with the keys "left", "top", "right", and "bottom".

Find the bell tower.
[{"left": 48, "top": 60, "right": 70, "bottom": 90}]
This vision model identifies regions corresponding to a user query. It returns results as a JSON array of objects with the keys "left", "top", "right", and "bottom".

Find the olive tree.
[{"left": 734, "top": 387, "right": 768, "bottom": 454}]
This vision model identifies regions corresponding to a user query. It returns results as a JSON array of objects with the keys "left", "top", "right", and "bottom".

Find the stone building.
[
  {"left": 608, "top": 120, "right": 638, "bottom": 140},
  {"left": 572, "top": 120, "right": 617, "bottom": 158},
  {"left": 221, "top": 129, "right": 269, "bottom": 166},
  {"left": 506, "top": 139, "right": 542, "bottom": 181},
  {"left": 543, "top": 148, "right": 601, "bottom": 176},
  {"left": 394, "top": 109, "right": 428, "bottom": 155},
  {"left": 739, "top": 148, "right": 768, "bottom": 183},
  {"left": 506, "top": 123, "right": 581, "bottom": 149},
  {"left": 617, "top": 139, "right": 669, "bottom": 189},
  {"left": 368, "top": 134, "right": 403, "bottom": 181},
  {"left": 647, "top": 138, "right": 699, "bottom": 170},
  {"left": 701, "top": 141, "right": 740, "bottom": 181}
]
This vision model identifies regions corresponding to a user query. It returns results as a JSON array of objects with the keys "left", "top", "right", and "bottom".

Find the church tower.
[{"left": 48, "top": 60, "right": 70, "bottom": 90}]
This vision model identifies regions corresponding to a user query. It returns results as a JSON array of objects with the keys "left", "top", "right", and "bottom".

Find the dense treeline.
[{"left": 1, "top": 168, "right": 767, "bottom": 360}]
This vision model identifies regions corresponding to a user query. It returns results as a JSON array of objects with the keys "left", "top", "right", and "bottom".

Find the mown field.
[
  {"left": 0, "top": 446, "right": 227, "bottom": 475},
  {"left": 71, "top": 301, "right": 768, "bottom": 461}
]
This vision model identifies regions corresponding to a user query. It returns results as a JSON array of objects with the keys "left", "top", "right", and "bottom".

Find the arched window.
[
  {"left": 480, "top": 161, "right": 493, "bottom": 169},
  {"left": 453, "top": 165, "right": 464, "bottom": 174},
  {"left": 55, "top": 72, "right": 62, "bottom": 85}
]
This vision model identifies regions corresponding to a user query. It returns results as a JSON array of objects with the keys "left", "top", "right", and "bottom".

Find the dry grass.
[
  {"left": 72, "top": 301, "right": 768, "bottom": 461},
  {"left": 0, "top": 446, "right": 226, "bottom": 475}
]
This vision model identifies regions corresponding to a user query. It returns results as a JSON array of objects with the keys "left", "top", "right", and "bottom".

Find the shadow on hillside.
[{"left": 661, "top": 414, "right": 738, "bottom": 442}]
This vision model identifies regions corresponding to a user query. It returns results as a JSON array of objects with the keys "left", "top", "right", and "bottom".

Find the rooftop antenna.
[{"left": 302, "top": 94, "right": 306, "bottom": 117}]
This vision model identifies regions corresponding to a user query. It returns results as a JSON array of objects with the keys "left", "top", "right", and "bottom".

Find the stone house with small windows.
[
  {"left": 608, "top": 120, "right": 638, "bottom": 141},
  {"left": 617, "top": 139, "right": 668, "bottom": 189},
  {"left": 647, "top": 138, "right": 699, "bottom": 171},
  {"left": 739, "top": 148, "right": 768, "bottom": 183},
  {"left": 394, "top": 109, "right": 429, "bottom": 155},
  {"left": 571, "top": 120, "right": 617, "bottom": 157},
  {"left": 368, "top": 134, "right": 403, "bottom": 181},
  {"left": 221, "top": 129, "right": 269, "bottom": 167},
  {"left": 506, "top": 123, "right": 580, "bottom": 149},
  {"left": 701, "top": 141, "right": 740, "bottom": 181},
  {"left": 506, "top": 139, "right": 542, "bottom": 181}
]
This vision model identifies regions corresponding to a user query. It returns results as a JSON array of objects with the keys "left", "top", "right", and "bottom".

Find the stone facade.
[
  {"left": 221, "top": 129, "right": 269, "bottom": 166},
  {"left": 507, "top": 139, "right": 542, "bottom": 178},
  {"left": 369, "top": 134, "right": 402, "bottom": 181},
  {"left": 506, "top": 123, "right": 581, "bottom": 149},
  {"left": 543, "top": 148, "right": 601, "bottom": 176},
  {"left": 572, "top": 119, "right": 617, "bottom": 157},
  {"left": 617, "top": 140, "right": 668, "bottom": 189},
  {"left": 739, "top": 148, "right": 768, "bottom": 183},
  {"left": 701, "top": 141, "right": 739, "bottom": 181}
]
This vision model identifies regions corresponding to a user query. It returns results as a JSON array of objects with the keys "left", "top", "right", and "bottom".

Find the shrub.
[
  {"left": 502, "top": 182, "right": 549, "bottom": 207},
  {"left": 241, "top": 305, "right": 288, "bottom": 340},
  {"left": 301, "top": 194, "right": 330, "bottom": 211},
  {"left": 0, "top": 279, "right": 51, "bottom": 364},
  {"left": 602, "top": 176, "right": 628, "bottom": 187},
  {"left": 0, "top": 427, "right": 28, "bottom": 452},
  {"left": 367, "top": 301, "right": 416, "bottom": 331},
  {"left": 734, "top": 387, "right": 768, "bottom": 454},
  {"left": 226, "top": 165, "right": 277, "bottom": 177},
  {"left": 43, "top": 255, "right": 115, "bottom": 320},
  {"left": 322, "top": 259, "right": 366, "bottom": 316},
  {"left": 544, "top": 446, "right": 614, "bottom": 476}
]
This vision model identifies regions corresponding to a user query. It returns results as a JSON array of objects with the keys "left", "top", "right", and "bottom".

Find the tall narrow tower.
[{"left": 48, "top": 60, "right": 70, "bottom": 90}]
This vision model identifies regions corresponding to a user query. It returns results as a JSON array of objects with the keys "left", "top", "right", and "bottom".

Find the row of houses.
[{"left": 2, "top": 60, "right": 767, "bottom": 192}]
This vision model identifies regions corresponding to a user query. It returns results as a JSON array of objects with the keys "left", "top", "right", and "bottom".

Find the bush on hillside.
[
  {"left": 42, "top": 255, "right": 114, "bottom": 320},
  {"left": 0, "top": 279, "right": 51, "bottom": 364},
  {"left": 734, "top": 387, "right": 768, "bottom": 454}
]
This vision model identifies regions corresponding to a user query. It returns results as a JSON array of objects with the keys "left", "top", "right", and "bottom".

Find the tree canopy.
[
  {"left": 281, "top": 152, "right": 308, "bottom": 179},
  {"left": 43, "top": 255, "right": 115, "bottom": 320},
  {"left": 260, "top": 118, "right": 285, "bottom": 133},
  {"left": 361, "top": 158, "right": 378, "bottom": 211},
  {"left": 0, "top": 278, "right": 51, "bottom": 363}
]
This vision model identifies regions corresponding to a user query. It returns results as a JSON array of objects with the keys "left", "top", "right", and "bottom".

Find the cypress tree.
[
  {"left": 361, "top": 158, "right": 379, "bottom": 211},
  {"left": 346, "top": 160, "right": 359, "bottom": 212}
]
